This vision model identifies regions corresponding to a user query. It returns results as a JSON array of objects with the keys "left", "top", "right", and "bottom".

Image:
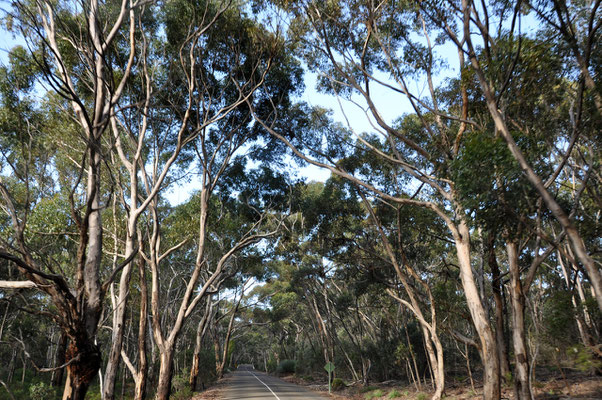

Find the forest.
[{"left": 0, "top": 0, "right": 600, "bottom": 399}]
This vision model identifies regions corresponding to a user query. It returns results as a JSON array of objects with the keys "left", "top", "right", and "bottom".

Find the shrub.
[
  {"left": 277, "top": 359, "right": 296, "bottom": 374},
  {"left": 29, "top": 382, "right": 56, "bottom": 400},
  {"left": 267, "top": 357, "right": 277, "bottom": 372},
  {"left": 171, "top": 369, "right": 193, "bottom": 400},
  {"left": 567, "top": 345, "right": 602, "bottom": 373},
  {"left": 364, "top": 389, "right": 384, "bottom": 399},
  {"left": 360, "top": 385, "right": 379, "bottom": 393},
  {"left": 331, "top": 377, "right": 345, "bottom": 391},
  {"left": 416, "top": 392, "right": 428, "bottom": 400},
  {"left": 388, "top": 389, "right": 402, "bottom": 398}
]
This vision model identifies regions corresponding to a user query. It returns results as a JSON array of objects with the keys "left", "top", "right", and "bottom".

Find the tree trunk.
[
  {"left": 7, "top": 347, "right": 16, "bottom": 383},
  {"left": 134, "top": 254, "right": 148, "bottom": 400},
  {"left": 218, "top": 315, "right": 236, "bottom": 380},
  {"left": 190, "top": 299, "right": 213, "bottom": 392},
  {"left": 405, "top": 323, "right": 422, "bottom": 390},
  {"left": 190, "top": 353, "right": 201, "bottom": 391},
  {"left": 155, "top": 350, "right": 175, "bottom": 400},
  {"left": 506, "top": 240, "right": 531, "bottom": 400},
  {"left": 455, "top": 223, "right": 500, "bottom": 399},
  {"left": 487, "top": 233, "right": 511, "bottom": 379},
  {"left": 217, "top": 292, "right": 243, "bottom": 380},
  {"left": 61, "top": 339, "right": 101, "bottom": 400},
  {"left": 104, "top": 236, "right": 137, "bottom": 400},
  {"left": 51, "top": 332, "right": 68, "bottom": 387},
  {"left": 214, "top": 334, "right": 224, "bottom": 379}
]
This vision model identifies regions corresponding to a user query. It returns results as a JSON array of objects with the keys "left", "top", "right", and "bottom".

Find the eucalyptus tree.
[
  {"left": 443, "top": 33, "right": 582, "bottom": 398},
  {"left": 189, "top": 295, "right": 217, "bottom": 391},
  {"left": 213, "top": 279, "right": 250, "bottom": 379},
  {"left": 0, "top": 0, "right": 144, "bottom": 397},
  {"left": 424, "top": 0, "right": 602, "bottom": 313},
  {"left": 101, "top": 0, "right": 236, "bottom": 396},
  {"left": 246, "top": 1, "right": 505, "bottom": 396},
  {"left": 133, "top": 7, "right": 300, "bottom": 393},
  {"left": 142, "top": 184, "right": 281, "bottom": 399}
]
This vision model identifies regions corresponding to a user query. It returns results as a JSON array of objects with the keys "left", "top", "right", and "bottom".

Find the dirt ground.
[{"left": 192, "top": 373, "right": 602, "bottom": 400}]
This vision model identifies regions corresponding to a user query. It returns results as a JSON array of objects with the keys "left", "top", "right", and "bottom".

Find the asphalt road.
[{"left": 223, "top": 365, "right": 326, "bottom": 399}]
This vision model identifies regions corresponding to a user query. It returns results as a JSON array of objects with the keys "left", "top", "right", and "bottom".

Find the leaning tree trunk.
[{"left": 507, "top": 241, "right": 532, "bottom": 400}]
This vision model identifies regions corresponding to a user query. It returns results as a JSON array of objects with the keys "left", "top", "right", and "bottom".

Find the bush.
[
  {"left": 388, "top": 389, "right": 402, "bottom": 398},
  {"left": 29, "top": 382, "right": 56, "bottom": 400},
  {"left": 360, "top": 386, "right": 379, "bottom": 393},
  {"left": 171, "top": 369, "right": 193, "bottom": 400},
  {"left": 331, "top": 377, "right": 345, "bottom": 391},
  {"left": 416, "top": 392, "right": 428, "bottom": 400},
  {"left": 266, "top": 358, "right": 277, "bottom": 373},
  {"left": 567, "top": 345, "right": 602, "bottom": 373},
  {"left": 276, "top": 359, "right": 296, "bottom": 374},
  {"left": 365, "top": 389, "right": 384, "bottom": 399}
]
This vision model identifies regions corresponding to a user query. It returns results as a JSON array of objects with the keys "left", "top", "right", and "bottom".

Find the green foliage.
[
  {"left": 416, "top": 393, "right": 428, "bottom": 400},
  {"left": 542, "top": 290, "right": 577, "bottom": 346},
  {"left": 266, "top": 357, "right": 278, "bottom": 373},
  {"left": 387, "top": 389, "right": 402, "bottom": 398},
  {"left": 361, "top": 386, "right": 380, "bottom": 393},
  {"left": 331, "top": 377, "right": 345, "bottom": 391},
  {"left": 364, "top": 389, "right": 384, "bottom": 399},
  {"left": 28, "top": 382, "right": 56, "bottom": 400},
  {"left": 450, "top": 131, "right": 539, "bottom": 232},
  {"left": 83, "top": 387, "right": 103, "bottom": 400},
  {"left": 276, "top": 359, "right": 296, "bottom": 374},
  {"left": 566, "top": 345, "right": 602, "bottom": 374},
  {"left": 171, "top": 368, "right": 193, "bottom": 400}
]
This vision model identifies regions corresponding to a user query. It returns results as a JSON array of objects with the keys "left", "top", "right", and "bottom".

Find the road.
[{"left": 223, "top": 365, "right": 326, "bottom": 399}]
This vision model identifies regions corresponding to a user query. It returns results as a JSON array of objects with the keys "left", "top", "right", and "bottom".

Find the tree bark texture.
[
  {"left": 455, "top": 223, "right": 500, "bottom": 399},
  {"left": 487, "top": 234, "right": 512, "bottom": 379},
  {"left": 506, "top": 241, "right": 532, "bottom": 400},
  {"left": 61, "top": 337, "right": 101, "bottom": 400},
  {"left": 51, "top": 332, "right": 68, "bottom": 387},
  {"left": 155, "top": 350, "right": 175, "bottom": 400}
]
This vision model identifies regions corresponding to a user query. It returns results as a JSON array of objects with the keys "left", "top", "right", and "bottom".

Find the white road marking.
[{"left": 248, "top": 371, "right": 282, "bottom": 400}]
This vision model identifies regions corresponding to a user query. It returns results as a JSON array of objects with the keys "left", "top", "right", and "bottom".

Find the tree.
[
  {"left": 0, "top": 0, "right": 140, "bottom": 396},
  {"left": 248, "top": 1, "right": 503, "bottom": 396},
  {"left": 427, "top": 0, "right": 602, "bottom": 312}
]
